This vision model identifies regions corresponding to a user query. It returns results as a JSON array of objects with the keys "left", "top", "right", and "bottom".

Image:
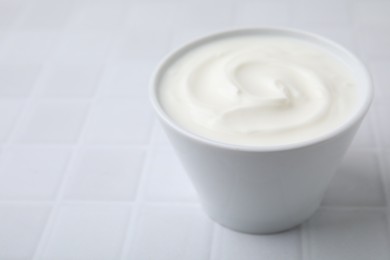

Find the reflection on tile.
[
  {"left": 215, "top": 227, "right": 301, "bottom": 260},
  {"left": 64, "top": 146, "right": 145, "bottom": 201},
  {"left": 307, "top": 208, "right": 389, "bottom": 260},
  {"left": 125, "top": 205, "right": 212, "bottom": 260},
  {"left": 0, "top": 146, "right": 72, "bottom": 200},
  {"left": 0, "top": 205, "right": 51, "bottom": 259},
  {"left": 41, "top": 204, "right": 131, "bottom": 260},
  {"left": 323, "top": 150, "right": 386, "bottom": 206}
]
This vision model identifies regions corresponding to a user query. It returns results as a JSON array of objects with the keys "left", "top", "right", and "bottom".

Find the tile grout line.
[
  {"left": 351, "top": 4, "right": 390, "bottom": 252},
  {"left": 30, "top": 100, "right": 94, "bottom": 259},
  {"left": 0, "top": 0, "right": 82, "bottom": 154},
  {"left": 0, "top": 3, "right": 83, "bottom": 257},
  {"left": 0, "top": 18, "right": 65, "bottom": 177},
  {"left": 117, "top": 9, "right": 177, "bottom": 257},
  {"left": 118, "top": 121, "right": 158, "bottom": 259},
  {"left": 4, "top": 63, "right": 73, "bottom": 260},
  {"left": 31, "top": 31, "right": 118, "bottom": 258}
]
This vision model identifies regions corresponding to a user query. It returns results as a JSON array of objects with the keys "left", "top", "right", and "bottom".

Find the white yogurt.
[{"left": 159, "top": 35, "right": 358, "bottom": 146}]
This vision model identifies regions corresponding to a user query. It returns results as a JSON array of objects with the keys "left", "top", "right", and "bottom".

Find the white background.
[{"left": 0, "top": 0, "right": 389, "bottom": 259}]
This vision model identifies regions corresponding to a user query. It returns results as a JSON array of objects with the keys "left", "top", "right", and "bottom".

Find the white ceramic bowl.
[{"left": 150, "top": 28, "right": 373, "bottom": 234}]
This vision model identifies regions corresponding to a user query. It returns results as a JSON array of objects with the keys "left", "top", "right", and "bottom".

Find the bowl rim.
[{"left": 149, "top": 27, "right": 374, "bottom": 152}]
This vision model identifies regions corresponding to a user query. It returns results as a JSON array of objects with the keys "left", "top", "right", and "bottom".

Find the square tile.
[
  {"left": 355, "top": 2, "right": 390, "bottom": 26},
  {"left": 215, "top": 227, "right": 301, "bottom": 260},
  {"left": 323, "top": 150, "right": 386, "bottom": 206},
  {"left": 0, "top": 146, "right": 72, "bottom": 200},
  {"left": 125, "top": 205, "right": 212, "bottom": 260},
  {"left": 41, "top": 204, "right": 131, "bottom": 260},
  {"left": 293, "top": 0, "right": 351, "bottom": 26},
  {"left": 39, "top": 62, "right": 103, "bottom": 98},
  {"left": 64, "top": 146, "right": 145, "bottom": 201},
  {"left": 0, "top": 32, "right": 60, "bottom": 64},
  {"left": 0, "top": 63, "right": 41, "bottom": 97},
  {"left": 144, "top": 147, "right": 197, "bottom": 202},
  {"left": 0, "top": 0, "right": 25, "bottom": 30},
  {"left": 0, "top": 99, "right": 25, "bottom": 142},
  {"left": 124, "top": 3, "right": 178, "bottom": 32},
  {"left": 52, "top": 32, "right": 114, "bottom": 65},
  {"left": 174, "top": 3, "right": 234, "bottom": 33},
  {"left": 357, "top": 25, "right": 390, "bottom": 59},
  {"left": 65, "top": 2, "right": 128, "bottom": 32},
  {"left": 306, "top": 208, "right": 390, "bottom": 260},
  {"left": 98, "top": 60, "right": 155, "bottom": 99},
  {"left": 109, "top": 28, "right": 171, "bottom": 60},
  {"left": 0, "top": 205, "right": 51, "bottom": 259},
  {"left": 16, "top": 0, "right": 75, "bottom": 31},
  {"left": 84, "top": 98, "right": 153, "bottom": 144},
  {"left": 234, "top": 2, "right": 292, "bottom": 27},
  {"left": 16, "top": 100, "right": 89, "bottom": 143}
]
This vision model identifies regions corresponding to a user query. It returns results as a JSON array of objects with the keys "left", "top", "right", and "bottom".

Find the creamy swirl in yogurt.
[{"left": 159, "top": 35, "right": 358, "bottom": 146}]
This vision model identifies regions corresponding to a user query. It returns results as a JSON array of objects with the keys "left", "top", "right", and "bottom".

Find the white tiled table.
[{"left": 0, "top": 0, "right": 389, "bottom": 259}]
